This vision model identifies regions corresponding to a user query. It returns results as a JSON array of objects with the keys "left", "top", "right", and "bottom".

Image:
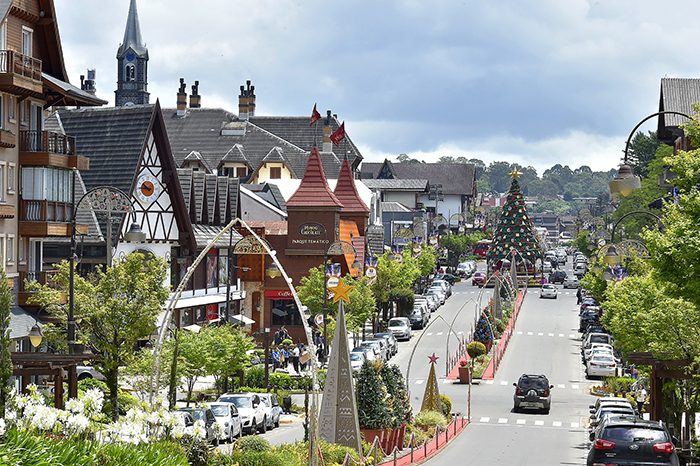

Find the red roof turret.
[
  {"left": 286, "top": 146, "right": 343, "bottom": 207},
  {"left": 334, "top": 158, "right": 369, "bottom": 213}
]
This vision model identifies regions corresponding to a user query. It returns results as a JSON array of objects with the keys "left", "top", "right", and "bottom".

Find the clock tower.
[{"left": 115, "top": 0, "right": 149, "bottom": 107}]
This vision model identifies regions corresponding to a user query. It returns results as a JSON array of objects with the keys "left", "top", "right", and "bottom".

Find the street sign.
[{"left": 315, "top": 313, "right": 324, "bottom": 327}]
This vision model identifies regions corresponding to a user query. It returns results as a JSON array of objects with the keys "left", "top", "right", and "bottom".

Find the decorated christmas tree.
[{"left": 487, "top": 169, "right": 542, "bottom": 263}]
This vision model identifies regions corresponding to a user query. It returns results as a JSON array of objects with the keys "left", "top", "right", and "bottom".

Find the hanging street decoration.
[
  {"left": 328, "top": 276, "right": 354, "bottom": 304},
  {"left": 420, "top": 353, "right": 442, "bottom": 413}
]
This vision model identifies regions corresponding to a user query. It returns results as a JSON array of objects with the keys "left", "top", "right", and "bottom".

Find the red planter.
[{"left": 361, "top": 428, "right": 384, "bottom": 447}]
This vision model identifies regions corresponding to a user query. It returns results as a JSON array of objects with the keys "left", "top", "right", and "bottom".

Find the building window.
[
  {"left": 126, "top": 64, "right": 135, "bottom": 82},
  {"left": 270, "top": 167, "right": 282, "bottom": 179},
  {"left": 21, "top": 27, "right": 32, "bottom": 57},
  {"left": 236, "top": 167, "right": 247, "bottom": 178},
  {"left": 0, "top": 236, "right": 4, "bottom": 268},
  {"left": 8, "top": 95, "right": 14, "bottom": 121},
  {"left": 6, "top": 235, "right": 12, "bottom": 264},
  {"left": 0, "top": 94, "right": 4, "bottom": 129},
  {"left": 18, "top": 237, "right": 25, "bottom": 264},
  {"left": 0, "top": 21, "right": 6, "bottom": 51},
  {"left": 0, "top": 163, "right": 4, "bottom": 202},
  {"left": 271, "top": 299, "right": 302, "bottom": 326},
  {"left": 7, "top": 162, "right": 14, "bottom": 193}
]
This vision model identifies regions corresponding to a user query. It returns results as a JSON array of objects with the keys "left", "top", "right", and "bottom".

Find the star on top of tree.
[
  {"left": 509, "top": 168, "right": 522, "bottom": 179},
  {"left": 328, "top": 276, "right": 354, "bottom": 304},
  {"left": 428, "top": 353, "right": 439, "bottom": 364}
]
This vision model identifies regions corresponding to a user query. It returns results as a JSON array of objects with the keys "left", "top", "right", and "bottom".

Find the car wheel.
[
  {"left": 513, "top": 405, "right": 520, "bottom": 413},
  {"left": 258, "top": 416, "right": 267, "bottom": 433},
  {"left": 543, "top": 408, "right": 550, "bottom": 415},
  {"left": 249, "top": 419, "right": 256, "bottom": 435},
  {"left": 212, "top": 435, "right": 219, "bottom": 447},
  {"left": 275, "top": 416, "right": 280, "bottom": 428}
]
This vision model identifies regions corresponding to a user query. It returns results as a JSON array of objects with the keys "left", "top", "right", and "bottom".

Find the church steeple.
[{"left": 115, "top": 0, "right": 149, "bottom": 106}]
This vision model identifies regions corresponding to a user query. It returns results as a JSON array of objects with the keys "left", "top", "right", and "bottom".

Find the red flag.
[
  {"left": 330, "top": 121, "right": 346, "bottom": 146},
  {"left": 310, "top": 103, "right": 321, "bottom": 126}
]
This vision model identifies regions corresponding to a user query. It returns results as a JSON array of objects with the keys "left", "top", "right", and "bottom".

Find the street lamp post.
[{"left": 323, "top": 239, "right": 359, "bottom": 359}]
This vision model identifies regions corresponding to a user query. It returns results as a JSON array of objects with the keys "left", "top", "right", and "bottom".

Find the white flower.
[
  {"left": 65, "top": 398, "right": 84, "bottom": 415},
  {"left": 0, "top": 418, "right": 6, "bottom": 436},
  {"left": 188, "top": 419, "right": 206, "bottom": 440},
  {"left": 66, "top": 414, "right": 89, "bottom": 434}
]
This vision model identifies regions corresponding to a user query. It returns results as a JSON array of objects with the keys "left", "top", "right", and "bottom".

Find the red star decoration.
[{"left": 428, "top": 353, "right": 439, "bottom": 364}]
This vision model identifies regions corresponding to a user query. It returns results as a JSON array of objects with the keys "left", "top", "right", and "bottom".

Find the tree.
[
  {"left": 200, "top": 324, "right": 255, "bottom": 395},
  {"left": 626, "top": 130, "right": 662, "bottom": 178},
  {"left": 355, "top": 361, "right": 391, "bottom": 430},
  {"left": 174, "top": 329, "right": 209, "bottom": 406},
  {"left": 28, "top": 253, "right": 170, "bottom": 421},
  {"left": 370, "top": 249, "right": 421, "bottom": 321},
  {"left": 0, "top": 263, "right": 12, "bottom": 418},
  {"left": 439, "top": 234, "right": 468, "bottom": 271}
]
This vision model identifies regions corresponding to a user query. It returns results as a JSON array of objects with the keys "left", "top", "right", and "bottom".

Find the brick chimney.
[
  {"left": 177, "top": 78, "right": 187, "bottom": 116},
  {"left": 80, "top": 69, "right": 97, "bottom": 95},
  {"left": 322, "top": 110, "right": 332, "bottom": 152},
  {"left": 189, "top": 81, "right": 201, "bottom": 108},
  {"left": 239, "top": 80, "right": 255, "bottom": 120}
]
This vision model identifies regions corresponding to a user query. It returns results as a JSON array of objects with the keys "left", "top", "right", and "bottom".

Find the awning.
[
  {"left": 164, "top": 287, "right": 246, "bottom": 309},
  {"left": 182, "top": 324, "right": 202, "bottom": 333},
  {"left": 230, "top": 314, "right": 255, "bottom": 325}
]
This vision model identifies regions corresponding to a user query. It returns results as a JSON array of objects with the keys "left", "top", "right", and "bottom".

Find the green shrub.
[
  {"left": 78, "top": 377, "right": 108, "bottom": 393},
  {"left": 226, "top": 451, "right": 288, "bottom": 466},
  {"left": 414, "top": 410, "right": 448, "bottom": 431},
  {"left": 103, "top": 389, "right": 140, "bottom": 416},
  {"left": 178, "top": 434, "right": 213, "bottom": 466},
  {"left": 440, "top": 394, "right": 452, "bottom": 415},
  {"left": 467, "top": 341, "right": 486, "bottom": 359},
  {"left": 282, "top": 338, "right": 293, "bottom": 347},
  {"left": 233, "top": 434, "right": 272, "bottom": 452},
  {"left": 244, "top": 364, "right": 265, "bottom": 388},
  {"left": 405, "top": 424, "right": 430, "bottom": 446},
  {"left": 98, "top": 441, "right": 188, "bottom": 466},
  {"left": 269, "top": 372, "right": 294, "bottom": 390}
]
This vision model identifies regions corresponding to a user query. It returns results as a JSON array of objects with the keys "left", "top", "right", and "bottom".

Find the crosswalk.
[
  {"left": 477, "top": 417, "right": 581, "bottom": 429},
  {"left": 451, "top": 290, "right": 578, "bottom": 296}
]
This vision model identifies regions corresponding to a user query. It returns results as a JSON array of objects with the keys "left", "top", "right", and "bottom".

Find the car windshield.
[
  {"left": 350, "top": 353, "right": 362, "bottom": 361},
  {"left": 191, "top": 409, "right": 207, "bottom": 421},
  {"left": 602, "top": 427, "right": 667, "bottom": 442},
  {"left": 260, "top": 397, "right": 270, "bottom": 407},
  {"left": 590, "top": 335, "right": 609, "bottom": 344},
  {"left": 518, "top": 377, "right": 549, "bottom": 389},
  {"left": 543, "top": 285, "right": 554, "bottom": 290},
  {"left": 210, "top": 405, "right": 229, "bottom": 416},
  {"left": 389, "top": 319, "right": 406, "bottom": 327},
  {"left": 221, "top": 396, "right": 250, "bottom": 408}
]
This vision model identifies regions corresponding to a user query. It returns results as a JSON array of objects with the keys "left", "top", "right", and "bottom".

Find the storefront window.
[
  {"left": 271, "top": 299, "right": 302, "bottom": 326},
  {"left": 180, "top": 309, "right": 193, "bottom": 327},
  {"left": 194, "top": 306, "right": 206, "bottom": 323}
]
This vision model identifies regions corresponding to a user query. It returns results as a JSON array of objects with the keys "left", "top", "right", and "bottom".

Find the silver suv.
[
  {"left": 218, "top": 392, "right": 267, "bottom": 434},
  {"left": 513, "top": 374, "right": 553, "bottom": 414}
]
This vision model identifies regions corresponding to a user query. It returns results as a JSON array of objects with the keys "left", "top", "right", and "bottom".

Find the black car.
[
  {"left": 513, "top": 374, "right": 553, "bottom": 414},
  {"left": 580, "top": 297, "right": 599, "bottom": 314},
  {"left": 579, "top": 311, "right": 600, "bottom": 333},
  {"left": 548, "top": 270, "right": 566, "bottom": 284},
  {"left": 587, "top": 415, "right": 679, "bottom": 466},
  {"left": 434, "top": 273, "right": 457, "bottom": 285}
]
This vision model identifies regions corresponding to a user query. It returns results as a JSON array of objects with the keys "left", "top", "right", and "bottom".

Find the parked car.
[
  {"left": 586, "top": 353, "right": 617, "bottom": 378},
  {"left": 423, "top": 293, "right": 440, "bottom": 311},
  {"left": 456, "top": 262, "right": 474, "bottom": 277},
  {"left": 539, "top": 283, "right": 557, "bottom": 299},
  {"left": 217, "top": 392, "right": 267, "bottom": 434},
  {"left": 174, "top": 410, "right": 194, "bottom": 427},
  {"left": 587, "top": 416, "right": 679, "bottom": 466},
  {"left": 365, "top": 337, "right": 391, "bottom": 361},
  {"left": 434, "top": 273, "right": 457, "bottom": 285},
  {"left": 431, "top": 279, "right": 452, "bottom": 297},
  {"left": 177, "top": 407, "right": 219, "bottom": 444},
  {"left": 414, "top": 296, "right": 435, "bottom": 313},
  {"left": 373, "top": 332, "right": 398, "bottom": 356},
  {"left": 427, "top": 288, "right": 446, "bottom": 305},
  {"left": 409, "top": 306, "right": 428, "bottom": 329},
  {"left": 513, "top": 374, "right": 553, "bottom": 414},
  {"left": 77, "top": 365, "right": 106, "bottom": 381},
  {"left": 563, "top": 275, "right": 579, "bottom": 289},
  {"left": 583, "top": 332, "right": 614, "bottom": 351},
  {"left": 579, "top": 311, "right": 601, "bottom": 333},
  {"left": 208, "top": 402, "right": 242, "bottom": 443},
  {"left": 589, "top": 396, "right": 633, "bottom": 413},
  {"left": 360, "top": 340, "right": 386, "bottom": 362},
  {"left": 472, "top": 272, "right": 486, "bottom": 287},
  {"left": 258, "top": 393, "right": 282, "bottom": 430},
  {"left": 387, "top": 317, "right": 411, "bottom": 341},
  {"left": 548, "top": 270, "right": 567, "bottom": 284},
  {"left": 583, "top": 343, "right": 615, "bottom": 361},
  {"left": 350, "top": 351, "right": 366, "bottom": 374},
  {"left": 580, "top": 297, "right": 599, "bottom": 314},
  {"left": 589, "top": 401, "right": 635, "bottom": 424},
  {"left": 574, "top": 263, "right": 587, "bottom": 277},
  {"left": 352, "top": 346, "right": 378, "bottom": 363}
]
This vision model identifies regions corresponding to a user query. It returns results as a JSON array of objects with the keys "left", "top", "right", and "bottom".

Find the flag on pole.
[
  {"left": 310, "top": 103, "right": 321, "bottom": 126},
  {"left": 330, "top": 121, "right": 346, "bottom": 146}
]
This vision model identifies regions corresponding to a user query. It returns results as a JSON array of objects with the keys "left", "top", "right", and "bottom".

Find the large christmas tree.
[{"left": 487, "top": 169, "right": 542, "bottom": 263}]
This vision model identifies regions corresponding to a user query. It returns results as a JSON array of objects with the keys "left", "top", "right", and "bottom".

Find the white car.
[
  {"left": 258, "top": 393, "right": 282, "bottom": 430},
  {"left": 539, "top": 284, "right": 557, "bottom": 299},
  {"left": 583, "top": 343, "right": 614, "bottom": 361},
  {"left": 208, "top": 402, "right": 242, "bottom": 442},
  {"left": 217, "top": 392, "right": 267, "bottom": 434},
  {"left": 563, "top": 275, "right": 579, "bottom": 289},
  {"left": 387, "top": 317, "right": 411, "bottom": 341},
  {"left": 352, "top": 346, "right": 378, "bottom": 363},
  {"left": 424, "top": 293, "right": 440, "bottom": 311},
  {"left": 350, "top": 351, "right": 366, "bottom": 373},
  {"left": 427, "top": 288, "right": 446, "bottom": 305},
  {"left": 586, "top": 354, "right": 617, "bottom": 378}
]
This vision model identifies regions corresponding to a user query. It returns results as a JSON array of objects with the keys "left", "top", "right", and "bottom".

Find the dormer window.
[{"left": 126, "top": 64, "right": 135, "bottom": 82}]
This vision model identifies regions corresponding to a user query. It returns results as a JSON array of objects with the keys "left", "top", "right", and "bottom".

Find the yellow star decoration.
[
  {"left": 328, "top": 276, "right": 354, "bottom": 304},
  {"left": 509, "top": 168, "right": 522, "bottom": 179}
]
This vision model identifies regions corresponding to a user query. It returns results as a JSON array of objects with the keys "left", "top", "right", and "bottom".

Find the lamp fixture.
[
  {"left": 124, "top": 223, "right": 147, "bottom": 243},
  {"left": 609, "top": 164, "right": 641, "bottom": 197},
  {"left": 265, "top": 262, "right": 281, "bottom": 278},
  {"left": 28, "top": 323, "right": 44, "bottom": 348},
  {"left": 603, "top": 245, "right": 622, "bottom": 265},
  {"left": 601, "top": 266, "right": 614, "bottom": 282}
]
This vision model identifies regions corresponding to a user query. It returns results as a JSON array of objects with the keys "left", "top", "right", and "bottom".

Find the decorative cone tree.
[{"left": 487, "top": 169, "right": 543, "bottom": 264}]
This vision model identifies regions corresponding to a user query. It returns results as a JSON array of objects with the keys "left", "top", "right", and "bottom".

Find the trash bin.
[{"left": 283, "top": 396, "right": 292, "bottom": 414}]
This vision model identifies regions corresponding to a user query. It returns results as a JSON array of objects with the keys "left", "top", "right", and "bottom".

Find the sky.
[{"left": 53, "top": 0, "right": 700, "bottom": 175}]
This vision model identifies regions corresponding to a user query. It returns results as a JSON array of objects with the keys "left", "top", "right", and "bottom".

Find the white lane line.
[
  {"left": 500, "top": 381, "right": 508, "bottom": 386},
  {"left": 485, "top": 380, "right": 494, "bottom": 385},
  {"left": 516, "top": 419, "right": 526, "bottom": 425},
  {"left": 527, "top": 332, "right": 533, "bottom": 336},
  {"left": 517, "top": 331, "right": 523, "bottom": 335},
  {"left": 534, "top": 420, "right": 544, "bottom": 426},
  {"left": 437, "top": 332, "right": 444, "bottom": 336},
  {"left": 571, "top": 384, "right": 580, "bottom": 390},
  {"left": 548, "top": 333, "right": 554, "bottom": 337},
  {"left": 426, "top": 333, "right": 433, "bottom": 336},
  {"left": 457, "top": 331, "right": 463, "bottom": 334},
  {"left": 569, "top": 334, "right": 576, "bottom": 338},
  {"left": 538, "top": 332, "right": 544, "bottom": 336},
  {"left": 552, "top": 421, "right": 562, "bottom": 427},
  {"left": 442, "top": 379, "right": 451, "bottom": 384},
  {"left": 415, "top": 380, "right": 424, "bottom": 385},
  {"left": 557, "top": 384, "right": 566, "bottom": 389},
  {"left": 571, "top": 422, "right": 580, "bottom": 428},
  {"left": 559, "top": 333, "right": 564, "bottom": 337},
  {"left": 498, "top": 418, "right": 508, "bottom": 424},
  {"left": 479, "top": 417, "right": 490, "bottom": 423}
]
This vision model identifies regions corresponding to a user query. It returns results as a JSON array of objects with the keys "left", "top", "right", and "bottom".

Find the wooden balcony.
[
  {"left": 0, "top": 50, "right": 43, "bottom": 96},
  {"left": 17, "top": 270, "right": 64, "bottom": 307},
  {"left": 19, "top": 131, "right": 88, "bottom": 170},
  {"left": 18, "top": 199, "right": 88, "bottom": 237}
]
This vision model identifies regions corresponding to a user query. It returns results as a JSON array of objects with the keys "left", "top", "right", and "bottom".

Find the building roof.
[
  {"left": 658, "top": 77, "right": 700, "bottom": 132},
  {"left": 361, "top": 160, "right": 476, "bottom": 196},
  {"left": 192, "top": 224, "right": 242, "bottom": 250},
  {"left": 244, "top": 183, "right": 287, "bottom": 212},
  {"left": 244, "top": 220, "right": 288, "bottom": 236},
  {"left": 381, "top": 201, "right": 413, "bottom": 213},
  {"left": 334, "top": 158, "right": 369, "bottom": 213},
  {"left": 286, "top": 147, "right": 342, "bottom": 208},
  {"left": 182, "top": 150, "right": 213, "bottom": 173},
  {"left": 43, "top": 73, "right": 107, "bottom": 107},
  {"left": 361, "top": 179, "right": 429, "bottom": 192},
  {"left": 118, "top": 0, "right": 148, "bottom": 57},
  {"left": 10, "top": 306, "right": 42, "bottom": 340}
]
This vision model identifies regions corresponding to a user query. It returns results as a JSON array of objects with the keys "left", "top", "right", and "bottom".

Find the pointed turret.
[
  {"left": 286, "top": 147, "right": 342, "bottom": 208},
  {"left": 334, "top": 158, "right": 369, "bottom": 214},
  {"left": 117, "top": 0, "right": 148, "bottom": 58}
]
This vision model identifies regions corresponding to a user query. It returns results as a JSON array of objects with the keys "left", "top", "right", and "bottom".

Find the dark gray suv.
[{"left": 513, "top": 374, "right": 553, "bottom": 414}]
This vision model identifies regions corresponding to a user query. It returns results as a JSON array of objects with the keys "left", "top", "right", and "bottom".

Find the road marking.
[
  {"left": 527, "top": 332, "right": 533, "bottom": 335},
  {"left": 571, "top": 422, "right": 580, "bottom": 428},
  {"left": 479, "top": 417, "right": 490, "bottom": 423},
  {"left": 557, "top": 384, "right": 566, "bottom": 389},
  {"left": 457, "top": 331, "right": 463, "bottom": 334},
  {"left": 437, "top": 332, "right": 444, "bottom": 336},
  {"left": 500, "top": 381, "right": 508, "bottom": 386},
  {"left": 442, "top": 379, "right": 451, "bottom": 384},
  {"left": 569, "top": 334, "right": 576, "bottom": 338},
  {"left": 559, "top": 333, "right": 564, "bottom": 337},
  {"left": 415, "top": 380, "right": 424, "bottom": 385},
  {"left": 426, "top": 333, "right": 433, "bottom": 336},
  {"left": 485, "top": 380, "right": 494, "bottom": 385},
  {"left": 552, "top": 421, "right": 562, "bottom": 427},
  {"left": 498, "top": 418, "right": 508, "bottom": 424},
  {"left": 548, "top": 333, "right": 554, "bottom": 337},
  {"left": 517, "top": 331, "right": 523, "bottom": 335},
  {"left": 538, "top": 332, "right": 543, "bottom": 336},
  {"left": 516, "top": 419, "right": 526, "bottom": 424},
  {"left": 571, "top": 384, "right": 580, "bottom": 390},
  {"left": 534, "top": 420, "right": 544, "bottom": 426}
]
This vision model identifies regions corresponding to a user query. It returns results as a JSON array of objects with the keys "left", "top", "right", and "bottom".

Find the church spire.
[{"left": 117, "top": 0, "right": 147, "bottom": 58}]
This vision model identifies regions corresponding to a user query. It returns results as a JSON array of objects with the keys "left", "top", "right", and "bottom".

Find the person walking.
[
  {"left": 291, "top": 344, "right": 300, "bottom": 373},
  {"left": 282, "top": 345, "right": 290, "bottom": 369},
  {"left": 576, "top": 287, "right": 582, "bottom": 305},
  {"left": 635, "top": 384, "right": 647, "bottom": 415},
  {"left": 272, "top": 347, "right": 281, "bottom": 372}
]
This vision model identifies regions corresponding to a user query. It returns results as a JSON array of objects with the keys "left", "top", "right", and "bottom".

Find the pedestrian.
[
  {"left": 316, "top": 344, "right": 325, "bottom": 367},
  {"left": 274, "top": 328, "right": 283, "bottom": 346},
  {"left": 282, "top": 345, "right": 290, "bottom": 369},
  {"left": 299, "top": 345, "right": 310, "bottom": 372},
  {"left": 576, "top": 287, "right": 582, "bottom": 305},
  {"left": 281, "top": 326, "right": 291, "bottom": 342},
  {"left": 272, "top": 347, "right": 281, "bottom": 371},
  {"left": 635, "top": 384, "right": 647, "bottom": 415},
  {"left": 291, "top": 344, "right": 300, "bottom": 373}
]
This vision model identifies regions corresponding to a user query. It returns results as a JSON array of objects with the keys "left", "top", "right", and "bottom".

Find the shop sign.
[
  {"left": 298, "top": 222, "right": 325, "bottom": 238},
  {"left": 265, "top": 290, "right": 294, "bottom": 299}
]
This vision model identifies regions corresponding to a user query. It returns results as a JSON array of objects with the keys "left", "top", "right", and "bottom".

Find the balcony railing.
[
  {"left": 0, "top": 50, "right": 42, "bottom": 82},
  {"left": 19, "top": 131, "right": 76, "bottom": 155},
  {"left": 20, "top": 200, "right": 73, "bottom": 223},
  {"left": 19, "top": 270, "right": 58, "bottom": 293}
]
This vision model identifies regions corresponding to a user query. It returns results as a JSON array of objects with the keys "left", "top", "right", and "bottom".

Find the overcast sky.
[{"left": 53, "top": 0, "right": 700, "bottom": 175}]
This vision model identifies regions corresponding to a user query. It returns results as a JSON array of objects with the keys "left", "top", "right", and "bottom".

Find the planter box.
[
  {"left": 0, "top": 131, "right": 15, "bottom": 148},
  {"left": 458, "top": 366, "right": 471, "bottom": 384},
  {"left": 361, "top": 428, "right": 384, "bottom": 446}
]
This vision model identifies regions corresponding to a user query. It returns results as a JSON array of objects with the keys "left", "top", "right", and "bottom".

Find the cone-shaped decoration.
[
  {"left": 420, "top": 355, "right": 442, "bottom": 413},
  {"left": 318, "top": 301, "right": 362, "bottom": 451}
]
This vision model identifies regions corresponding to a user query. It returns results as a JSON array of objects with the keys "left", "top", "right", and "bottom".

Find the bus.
[{"left": 472, "top": 239, "right": 492, "bottom": 258}]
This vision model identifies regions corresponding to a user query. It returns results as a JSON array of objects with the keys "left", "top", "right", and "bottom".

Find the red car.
[{"left": 472, "top": 272, "right": 486, "bottom": 287}]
